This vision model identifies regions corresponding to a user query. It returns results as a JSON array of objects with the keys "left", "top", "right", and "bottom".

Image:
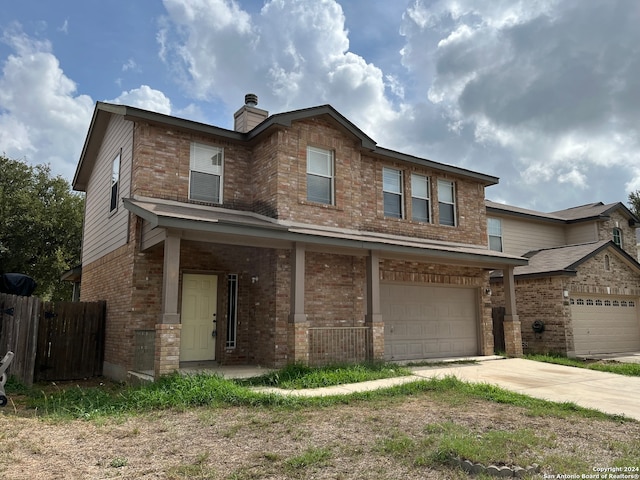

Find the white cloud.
[
  {"left": 159, "top": 0, "right": 398, "bottom": 137},
  {"left": 58, "top": 19, "right": 69, "bottom": 34},
  {"left": 397, "top": 0, "right": 640, "bottom": 208},
  {"left": 0, "top": 25, "right": 93, "bottom": 179},
  {"left": 108, "top": 85, "right": 172, "bottom": 114},
  {"left": 122, "top": 58, "right": 138, "bottom": 72}
]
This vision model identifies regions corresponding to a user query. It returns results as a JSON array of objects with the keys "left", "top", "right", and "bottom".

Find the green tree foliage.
[
  {"left": 629, "top": 190, "right": 640, "bottom": 219},
  {"left": 0, "top": 155, "right": 84, "bottom": 300}
]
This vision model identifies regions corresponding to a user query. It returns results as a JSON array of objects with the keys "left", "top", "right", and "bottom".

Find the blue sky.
[{"left": 2, "top": 0, "right": 640, "bottom": 212}]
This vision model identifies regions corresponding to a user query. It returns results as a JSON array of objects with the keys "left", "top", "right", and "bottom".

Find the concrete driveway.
[{"left": 414, "top": 358, "right": 640, "bottom": 421}]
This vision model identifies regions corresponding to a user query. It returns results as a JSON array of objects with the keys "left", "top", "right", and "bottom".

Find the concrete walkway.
[{"left": 256, "top": 358, "right": 640, "bottom": 421}]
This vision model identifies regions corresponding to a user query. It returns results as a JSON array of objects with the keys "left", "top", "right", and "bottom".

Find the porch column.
[
  {"left": 502, "top": 266, "right": 523, "bottom": 357},
  {"left": 289, "top": 243, "right": 309, "bottom": 363},
  {"left": 365, "top": 250, "right": 384, "bottom": 361},
  {"left": 155, "top": 233, "right": 182, "bottom": 378}
]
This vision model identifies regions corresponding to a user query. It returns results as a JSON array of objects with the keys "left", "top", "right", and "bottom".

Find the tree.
[
  {"left": 0, "top": 155, "right": 84, "bottom": 300},
  {"left": 629, "top": 190, "right": 640, "bottom": 219}
]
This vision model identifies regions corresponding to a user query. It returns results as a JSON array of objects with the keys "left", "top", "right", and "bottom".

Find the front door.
[{"left": 180, "top": 274, "right": 218, "bottom": 362}]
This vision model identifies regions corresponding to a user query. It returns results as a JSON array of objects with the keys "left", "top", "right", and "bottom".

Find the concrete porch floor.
[{"left": 178, "top": 361, "right": 275, "bottom": 379}]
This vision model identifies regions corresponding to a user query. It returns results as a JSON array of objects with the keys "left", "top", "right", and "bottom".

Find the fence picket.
[{"left": 0, "top": 293, "right": 105, "bottom": 385}]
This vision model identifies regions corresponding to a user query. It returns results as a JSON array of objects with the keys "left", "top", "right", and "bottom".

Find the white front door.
[{"left": 180, "top": 274, "right": 218, "bottom": 362}]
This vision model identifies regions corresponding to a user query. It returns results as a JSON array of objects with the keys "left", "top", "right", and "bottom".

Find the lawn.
[
  {"left": 525, "top": 353, "right": 640, "bottom": 376},
  {"left": 1, "top": 362, "right": 638, "bottom": 479}
]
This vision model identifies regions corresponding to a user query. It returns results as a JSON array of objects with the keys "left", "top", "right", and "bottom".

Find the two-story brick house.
[
  {"left": 73, "top": 95, "right": 526, "bottom": 381},
  {"left": 487, "top": 200, "right": 640, "bottom": 357}
]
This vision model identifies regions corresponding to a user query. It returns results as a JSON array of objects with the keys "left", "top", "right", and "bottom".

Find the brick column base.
[
  {"left": 503, "top": 315, "right": 523, "bottom": 357},
  {"left": 370, "top": 322, "right": 385, "bottom": 361},
  {"left": 154, "top": 323, "right": 182, "bottom": 378},
  {"left": 288, "top": 322, "right": 309, "bottom": 364}
]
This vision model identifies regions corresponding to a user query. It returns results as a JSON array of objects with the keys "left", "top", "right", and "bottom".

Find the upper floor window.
[
  {"left": 306, "top": 146, "right": 334, "bottom": 205},
  {"left": 383, "top": 167, "right": 403, "bottom": 218},
  {"left": 604, "top": 254, "right": 611, "bottom": 271},
  {"left": 438, "top": 179, "right": 456, "bottom": 226},
  {"left": 613, "top": 227, "right": 622, "bottom": 247},
  {"left": 190, "top": 143, "right": 224, "bottom": 203},
  {"left": 110, "top": 152, "right": 120, "bottom": 213},
  {"left": 488, "top": 218, "right": 503, "bottom": 252},
  {"left": 411, "top": 174, "right": 430, "bottom": 222}
]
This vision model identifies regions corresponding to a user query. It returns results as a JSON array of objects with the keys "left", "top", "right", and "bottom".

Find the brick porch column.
[
  {"left": 155, "top": 232, "right": 182, "bottom": 378},
  {"left": 366, "top": 250, "right": 384, "bottom": 361},
  {"left": 503, "top": 266, "right": 523, "bottom": 357},
  {"left": 289, "top": 243, "right": 309, "bottom": 363}
]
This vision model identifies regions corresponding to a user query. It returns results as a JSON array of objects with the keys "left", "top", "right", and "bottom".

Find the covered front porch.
[{"left": 124, "top": 196, "right": 527, "bottom": 380}]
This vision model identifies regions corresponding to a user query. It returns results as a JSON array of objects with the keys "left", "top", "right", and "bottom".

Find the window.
[
  {"left": 190, "top": 143, "right": 224, "bottom": 203},
  {"left": 604, "top": 254, "right": 611, "bottom": 271},
  {"left": 595, "top": 299, "right": 603, "bottom": 306},
  {"left": 438, "top": 180, "right": 456, "bottom": 226},
  {"left": 411, "top": 174, "right": 430, "bottom": 222},
  {"left": 306, "top": 146, "right": 334, "bottom": 204},
  {"left": 613, "top": 227, "right": 622, "bottom": 247},
  {"left": 488, "top": 218, "right": 503, "bottom": 252},
  {"left": 383, "top": 167, "right": 403, "bottom": 218},
  {"left": 226, "top": 274, "right": 238, "bottom": 348},
  {"left": 110, "top": 152, "right": 120, "bottom": 212}
]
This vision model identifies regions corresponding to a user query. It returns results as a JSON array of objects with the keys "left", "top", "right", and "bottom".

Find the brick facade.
[
  {"left": 492, "top": 248, "right": 640, "bottom": 356},
  {"left": 77, "top": 103, "right": 514, "bottom": 381}
]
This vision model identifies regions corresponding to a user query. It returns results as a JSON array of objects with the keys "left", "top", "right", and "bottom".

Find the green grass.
[
  {"left": 9, "top": 364, "right": 630, "bottom": 422},
  {"left": 237, "top": 361, "right": 412, "bottom": 389},
  {"left": 526, "top": 354, "right": 640, "bottom": 376},
  {"left": 284, "top": 447, "right": 332, "bottom": 471}
]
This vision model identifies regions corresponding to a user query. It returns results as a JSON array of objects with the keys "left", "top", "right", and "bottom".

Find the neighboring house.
[
  {"left": 487, "top": 200, "right": 640, "bottom": 357},
  {"left": 72, "top": 95, "right": 526, "bottom": 382}
]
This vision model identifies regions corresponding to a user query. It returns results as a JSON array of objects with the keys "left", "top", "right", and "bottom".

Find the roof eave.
[{"left": 123, "top": 198, "right": 526, "bottom": 269}]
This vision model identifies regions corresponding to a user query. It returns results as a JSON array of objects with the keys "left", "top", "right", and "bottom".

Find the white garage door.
[
  {"left": 571, "top": 296, "right": 640, "bottom": 355},
  {"left": 381, "top": 284, "right": 478, "bottom": 361}
]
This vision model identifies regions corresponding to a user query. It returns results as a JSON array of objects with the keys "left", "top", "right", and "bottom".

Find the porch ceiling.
[{"left": 124, "top": 196, "right": 527, "bottom": 269}]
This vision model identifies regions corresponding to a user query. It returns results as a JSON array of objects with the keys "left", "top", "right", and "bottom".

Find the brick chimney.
[{"left": 234, "top": 93, "right": 268, "bottom": 133}]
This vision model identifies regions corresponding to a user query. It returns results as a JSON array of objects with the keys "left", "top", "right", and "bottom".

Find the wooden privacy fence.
[
  {"left": 0, "top": 293, "right": 40, "bottom": 387},
  {"left": 0, "top": 293, "right": 106, "bottom": 386}
]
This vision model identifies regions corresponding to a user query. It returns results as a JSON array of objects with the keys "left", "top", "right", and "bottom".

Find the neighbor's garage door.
[
  {"left": 571, "top": 296, "right": 640, "bottom": 355},
  {"left": 381, "top": 284, "right": 478, "bottom": 361}
]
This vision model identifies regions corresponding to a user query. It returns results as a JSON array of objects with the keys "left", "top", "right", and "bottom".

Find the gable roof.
[
  {"left": 486, "top": 200, "right": 639, "bottom": 226},
  {"left": 551, "top": 202, "right": 638, "bottom": 224},
  {"left": 492, "top": 240, "right": 640, "bottom": 279},
  {"left": 74, "top": 101, "right": 499, "bottom": 191}
]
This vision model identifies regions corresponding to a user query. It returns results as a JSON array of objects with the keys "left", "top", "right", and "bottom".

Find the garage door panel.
[
  {"left": 382, "top": 284, "right": 478, "bottom": 361},
  {"left": 571, "top": 296, "right": 640, "bottom": 355}
]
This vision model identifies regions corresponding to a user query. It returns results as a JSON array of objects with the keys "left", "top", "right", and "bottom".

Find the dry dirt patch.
[{"left": 1, "top": 385, "right": 638, "bottom": 479}]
